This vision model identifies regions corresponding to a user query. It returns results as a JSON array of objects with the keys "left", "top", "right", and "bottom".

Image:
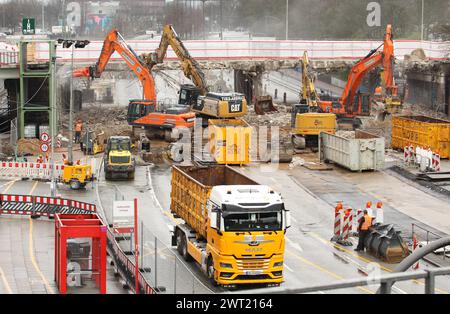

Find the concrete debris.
[
  {"left": 335, "top": 130, "right": 356, "bottom": 139},
  {"left": 289, "top": 157, "right": 305, "bottom": 169}
]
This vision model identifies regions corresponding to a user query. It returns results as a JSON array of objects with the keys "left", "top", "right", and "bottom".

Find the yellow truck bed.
[{"left": 170, "top": 165, "right": 257, "bottom": 239}]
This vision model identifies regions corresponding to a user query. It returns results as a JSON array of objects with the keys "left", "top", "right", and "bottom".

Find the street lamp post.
[
  {"left": 421, "top": 0, "right": 424, "bottom": 41},
  {"left": 57, "top": 39, "right": 90, "bottom": 165},
  {"left": 285, "top": 0, "right": 289, "bottom": 40}
]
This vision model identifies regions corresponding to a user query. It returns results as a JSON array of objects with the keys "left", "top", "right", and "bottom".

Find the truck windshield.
[
  {"left": 223, "top": 212, "right": 282, "bottom": 232},
  {"left": 110, "top": 141, "right": 130, "bottom": 151}
]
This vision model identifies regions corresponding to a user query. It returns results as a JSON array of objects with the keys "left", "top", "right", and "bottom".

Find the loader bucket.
[
  {"left": 255, "top": 95, "right": 278, "bottom": 115},
  {"left": 364, "top": 224, "right": 409, "bottom": 264}
]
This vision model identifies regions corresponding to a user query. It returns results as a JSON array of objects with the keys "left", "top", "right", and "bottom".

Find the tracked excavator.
[
  {"left": 317, "top": 24, "right": 402, "bottom": 128},
  {"left": 141, "top": 24, "right": 248, "bottom": 123},
  {"left": 140, "top": 24, "right": 252, "bottom": 165},
  {"left": 291, "top": 51, "right": 337, "bottom": 150},
  {"left": 74, "top": 29, "right": 195, "bottom": 141}
]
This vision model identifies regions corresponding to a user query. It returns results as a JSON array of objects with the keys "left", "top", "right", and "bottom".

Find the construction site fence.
[
  {"left": 0, "top": 193, "right": 96, "bottom": 217},
  {"left": 138, "top": 222, "right": 213, "bottom": 294},
  {"left": 0, "top": 161, "right": 65, "bottom": 180},
  {"left": 106, "top": 229, "right": 156, "bottom": 294}
]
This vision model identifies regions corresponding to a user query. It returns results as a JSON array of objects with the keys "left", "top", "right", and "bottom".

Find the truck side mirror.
[
  {"left": 210, "top": 211, "right": 218, "bottom": 229},
  {"left": 284, "top": 210, "right": 291, "bottom": 230}
]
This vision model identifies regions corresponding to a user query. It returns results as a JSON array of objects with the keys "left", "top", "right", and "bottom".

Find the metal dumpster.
[
  {"left": 320, "top": 130, "right": 385, "bottom": 171},
  {"left": 392, "top": 115, "right": 450, "bottom": 158}
]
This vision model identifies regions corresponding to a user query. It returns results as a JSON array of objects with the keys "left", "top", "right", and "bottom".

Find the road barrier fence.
[
  {"left": 0, "top": 193, "right": 96, "bottom": 217},
  {"left": 0, "top": 161, "right": 65, "bottom": 180}
]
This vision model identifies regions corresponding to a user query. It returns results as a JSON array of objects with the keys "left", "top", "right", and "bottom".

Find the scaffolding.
[{"left": 18, "top": 39, "right": 56, "bottom": 139}]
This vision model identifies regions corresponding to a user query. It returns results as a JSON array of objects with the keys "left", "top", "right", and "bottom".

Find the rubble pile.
[
  {"left": 62, "top": 104, "right": 132, "bottom": 139},
  {"left": 245, "top": 103, "right": 291, "bottom": 128}
]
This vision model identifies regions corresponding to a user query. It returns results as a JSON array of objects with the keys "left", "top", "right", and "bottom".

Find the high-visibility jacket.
[
  {"left": 75, "top": 123, "right": 83, "bottom": 132},
  {"left": 361, "top": 214, "right": 373, "bottom": 231}
]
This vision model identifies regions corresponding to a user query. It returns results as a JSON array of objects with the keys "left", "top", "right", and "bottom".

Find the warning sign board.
[
  {"left": 40, "top": 143, "right": 49, "bottom": 153},
  {"left": 40, "top": 132, "right": 50, "bottom": 143},
  {"left": 112, "top": 201, "right": 134, "bottom": 234}
]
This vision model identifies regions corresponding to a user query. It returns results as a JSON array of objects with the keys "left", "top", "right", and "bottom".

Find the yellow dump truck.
[
  {"left": 207, "top": 119, "right": 251, "bottom": 165},
  {"left": 170, "top": 165, "right": 291, "bottom": 287}
]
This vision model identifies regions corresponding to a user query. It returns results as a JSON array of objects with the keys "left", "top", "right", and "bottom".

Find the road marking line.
[
  {"left": 287, "top": 250, "right": 374, "bottom": 294},
  {"left": 309, "top": 232, "right": 449, "bottom": 294},
  {"left": 0, "top": 179, "right": 17, "bottom": 294},
  {"left": 286, "top": 237, "right": 303, "bottom": 252},
  {"left": 27, "top": 181, "right": 55, "bottom": 294},
  {"left": 284, "top": 263, "right": 294, "bottom": 272},
  {"left": 0, "top": 263, "right": 12, "bottom": 294}
]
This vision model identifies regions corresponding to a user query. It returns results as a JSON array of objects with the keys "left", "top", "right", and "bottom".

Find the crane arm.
[
  {"left": 142, "top": 24, "right": 208, "bottom": 95},
  {"left": 73, "top": 29, "right": 156, "bottom": 102}
]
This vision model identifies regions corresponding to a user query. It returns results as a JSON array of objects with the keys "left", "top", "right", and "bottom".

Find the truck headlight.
[
  {"left": 220, "top": 262, "right": 233, "bottom": 269},
  {"left": 274, "top": 261, "right": 283, "bottom": 267}
]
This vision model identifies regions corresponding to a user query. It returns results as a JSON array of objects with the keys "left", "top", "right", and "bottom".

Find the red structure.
[{"left": 54, "top": 214, "right": 107, "bottom": 294}]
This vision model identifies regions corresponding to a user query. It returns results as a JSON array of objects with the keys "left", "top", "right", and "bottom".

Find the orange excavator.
[
  {"left": 74, "top": 29, "right": 195, "bottom": 141},
  {"left": 318, "top": 24, "right": 401, "bottom": 128}
]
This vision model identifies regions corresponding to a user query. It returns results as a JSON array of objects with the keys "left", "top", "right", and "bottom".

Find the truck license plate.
[{"left": 244, "top": 270, "right": 263, "bottom": 276}]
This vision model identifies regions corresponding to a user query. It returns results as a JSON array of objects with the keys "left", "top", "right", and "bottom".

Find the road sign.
[
  {"left": 112, "top": 201, "right": 134, "bottom": 234},
  {"left": 40, "top": 143, "right": 49, "bottom": 153},
  {"left": 40, "top": 132, "right": 50, "bottom": 143},
  {"left": 22, "top": 18, "right": 35, "bottom": 35}
]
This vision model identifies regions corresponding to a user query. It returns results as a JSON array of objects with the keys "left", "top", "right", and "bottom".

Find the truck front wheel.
[
  {"left": 69, "top": 180, "right": 81, "bottom": 190},
  {"left": 207, "top": 256, "right": 217, "bottom": 286},
  {"left": 176, "top": 230, "right": 192, "bottom": 262}
]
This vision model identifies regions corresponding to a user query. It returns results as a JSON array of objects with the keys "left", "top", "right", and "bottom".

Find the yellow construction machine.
[
  {"left": 291, "top": 51, "right": 337, "bottom": 149},
  {"left": 60, "top": 164, "right": 94, "bottom": 190}
]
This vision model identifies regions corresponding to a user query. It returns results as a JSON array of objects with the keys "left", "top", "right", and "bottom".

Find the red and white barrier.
[
  {"left": 0, "top": 162, "right": 65, "bottom": 180},
  {"left": 0, "top": 193, "right": 96, "bottom": 217},
  {"left": 375, "top": 202, "right": 384, "bottom": 224},
  {"left": 331, "top": 203, "right": 343, "bottom": 242}
]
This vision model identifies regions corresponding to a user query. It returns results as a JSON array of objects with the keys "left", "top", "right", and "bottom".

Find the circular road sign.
[
  {"left": 40, "top": 143, "right": 49, "bottom": 153},
  {"left": 40, "top": 132, "right": 50, "bottom": 143}
]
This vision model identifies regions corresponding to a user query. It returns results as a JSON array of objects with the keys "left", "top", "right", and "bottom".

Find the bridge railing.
[
  {"left": 0, "top": 51, "right": 19, "bottom": 65},
  {"left": 32, "top": 39, "right": 450, "bottom": 62}
]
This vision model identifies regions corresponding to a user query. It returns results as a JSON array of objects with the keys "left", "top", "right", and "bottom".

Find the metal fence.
[
  {"left": 138, "top": 222, "right": 213, "bottom": 294},
  {"left": 412, "top": 223, "right": 449, "bottom": 263},
  {"left": 236, "top": 267, "right": 450, "bottom": 294}
]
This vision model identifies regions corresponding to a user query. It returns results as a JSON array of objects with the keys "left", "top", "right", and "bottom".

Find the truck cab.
[
  {"left": 104, "top": 136, "right": 135, "bottom": 180},
  {"left": 205, "top": 185, "right": 290, "bottom": 286}
]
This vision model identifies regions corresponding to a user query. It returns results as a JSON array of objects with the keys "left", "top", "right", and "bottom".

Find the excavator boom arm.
[
  {"left": 143, "top": 24, "right": 208, "bottom": 95},
  {"left": 74, "top": 29, "right": 156, "bottom": 102}
]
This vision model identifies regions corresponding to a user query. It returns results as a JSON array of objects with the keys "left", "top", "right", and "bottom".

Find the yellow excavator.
[
  {"left": 291, "top": 51, "right": 337, "bottom": 150},
  {"left": 141, "top": 24, "right": 248, "bottom": 122}
]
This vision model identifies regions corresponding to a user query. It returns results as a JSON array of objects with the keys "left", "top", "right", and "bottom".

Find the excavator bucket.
[
  {"left": 364, "top": 224, "right": 410, "bottom": 263},
  {"left": 255, "top": 95, "right": 278, "bottom": 115}
]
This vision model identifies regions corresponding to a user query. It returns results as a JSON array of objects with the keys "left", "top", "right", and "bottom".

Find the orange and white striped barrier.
[
  {"left": 331, "top": 203, "right": 343, "bottom": 242},
  {"left": 375, "top": 202, "right": 384, "bottom": 224},
  {"left": 337, "top": 209, "right": 353, "bottom": 246},
  {"left": 432, "top": 153, "right": 441, "bottom": 172}
]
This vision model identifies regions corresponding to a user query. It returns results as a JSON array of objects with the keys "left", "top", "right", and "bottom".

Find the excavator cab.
[
  {"left": 178, "top": 84, "right": 201, "bottom": 107},
  {"left": 127, "top": 100, "right": 155, "bottom": 126}
]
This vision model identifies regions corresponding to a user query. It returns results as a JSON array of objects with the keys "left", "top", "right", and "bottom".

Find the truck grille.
[{"left": 236, "top": 259, "right": 270, "bottom": 270}]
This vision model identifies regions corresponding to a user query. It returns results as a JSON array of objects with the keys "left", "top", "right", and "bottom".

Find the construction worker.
[
  {"left": 75, "top": 119, "right": 83, "bottom": 144},
  {"left": 355, "top": 209, "right": 373, "bottom": 252}
]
